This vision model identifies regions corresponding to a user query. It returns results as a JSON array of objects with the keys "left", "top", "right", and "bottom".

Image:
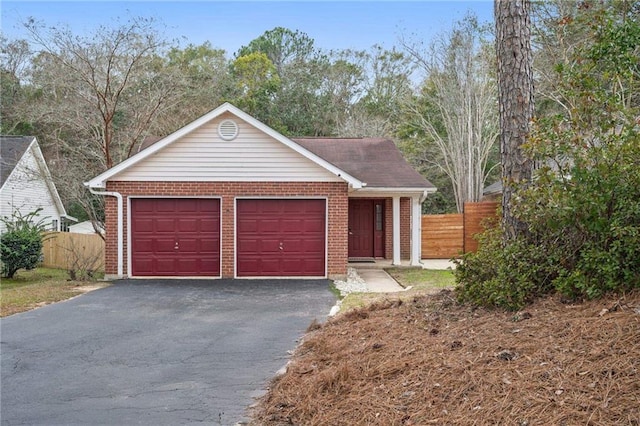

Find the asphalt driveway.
[{"left": 0, "top": 279, "right": 336, "bottom": 426}]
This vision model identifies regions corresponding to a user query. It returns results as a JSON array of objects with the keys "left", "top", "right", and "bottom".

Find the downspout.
[{"left": 87, "top": 185, "right": 123, "bottom": 278}]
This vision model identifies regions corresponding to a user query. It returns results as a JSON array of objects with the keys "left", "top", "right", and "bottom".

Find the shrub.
[
  {"left": 455, "top": 10, "right": 640, "bottom": 309},
  {"left": 454, "top": 226, "right": 560, "bottom": 311},
  {"left": 0, "top": 209, "right": 48, "bottom": 279}
]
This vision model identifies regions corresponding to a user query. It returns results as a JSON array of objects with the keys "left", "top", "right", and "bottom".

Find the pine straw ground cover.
[{"left": 250, "top": 290, "right": 640, "bottom": 425}]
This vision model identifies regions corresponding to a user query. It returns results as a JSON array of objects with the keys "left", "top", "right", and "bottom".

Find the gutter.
[{"left": 86, "top": 184, "right": 124, "bottom": 278}]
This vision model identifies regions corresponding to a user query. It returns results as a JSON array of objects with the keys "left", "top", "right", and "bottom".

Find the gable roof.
[
  {"left": 293, "top": 138, "right": 435, "bottom": 190},
  {"left": 1, "top": 135, "right": 35, "bottom": 188},
  {"left": 0, "top": 135, "right": 70, "bottom": 219},
  {"left": 85, "top": 103, "right": 363, "bottom": 189}
]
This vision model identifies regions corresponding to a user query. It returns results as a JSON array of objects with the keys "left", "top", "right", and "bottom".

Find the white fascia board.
[
  {"left": 85, "top": 102, "right": 363, "bottom": 189},
  {"left": 349, "top": 187, "right": 436, "bottom": 196},
  {"left": 350, "top": 186, "right": 438, "bottom": 203},
  {"left": 30, "top": 138, "right": 68, "bottom": 217}
]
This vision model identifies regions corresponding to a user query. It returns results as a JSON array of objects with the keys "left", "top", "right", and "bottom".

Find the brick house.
[{"left": 85, "top": 103, "right": 436, "bottom": 280}]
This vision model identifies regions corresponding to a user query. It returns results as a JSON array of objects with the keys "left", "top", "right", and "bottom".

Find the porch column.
[
  {"left": 411, "top": 195, "right": 422, "bottom": 266},
  {"left": 392, "top": 196, "right": 401, "bottom": 265}
]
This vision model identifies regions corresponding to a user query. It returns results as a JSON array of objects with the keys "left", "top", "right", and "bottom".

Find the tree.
[
  {"left": 0, "top": 36, "right": 34, "bottom": 134},
  {"left": 162, "top": 42, "right": 233, "bottom": 134},
  {"left": 237, "top": 27, "right": 315, "bottom": 77},
  {"left": 455, "top": 2, "right": 640, "bottom": 309},
  {"left": 17, "top": 17, "right": 186, "bottom": 229},
  {"left": 230, "top": 52, "right": 281, "bottom": 127},
  {"left": 336, "top": 46, "right": 414, "bottom": 138},
  {"left": 495, "top": 0, "right": 534, "bottom": 240},
  {"left": 236, "top": 27, "right": 330, "bottom": 135},
  {"left": 402, "top": 14, "right": 499, "bottom": 213},
  {"left": 532, "top": 0, "right": 640, "bottom": 117}
]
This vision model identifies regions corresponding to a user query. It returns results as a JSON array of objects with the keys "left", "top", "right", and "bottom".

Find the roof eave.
[
  {"left": 350, "top": 186, "right": 437, "bottom": 195},
  {"left": 30, "top": 138, "right": 68, "bottom": 217}
]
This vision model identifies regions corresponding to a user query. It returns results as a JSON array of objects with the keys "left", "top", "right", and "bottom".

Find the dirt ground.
[{"left": 250, "top": 289, "right": 640, "bottom": 425}]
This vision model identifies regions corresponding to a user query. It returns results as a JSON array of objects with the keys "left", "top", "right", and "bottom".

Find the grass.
[
  {"left": 385, "top": 267, "right": 456, "bottom": 291},
  {"left": 339, "top": 267, "right": 456, "bottom": 312},
  {"left": 0, "top": 268, "right": 108, "bottom": 317}
]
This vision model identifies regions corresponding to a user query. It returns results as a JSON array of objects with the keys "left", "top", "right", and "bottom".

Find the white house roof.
[{"left": 85, "top": 103, "right": 363, "bottom": 189}]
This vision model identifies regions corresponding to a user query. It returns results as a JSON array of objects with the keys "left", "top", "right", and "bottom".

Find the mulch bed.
[{"left": 250, "top": 290, "right": 640, "bottom": 425}]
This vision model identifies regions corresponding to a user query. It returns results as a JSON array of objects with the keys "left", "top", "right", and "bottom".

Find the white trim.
[
  {"left": 411, "top": 195, "right": 422, "bottom": 266},
  {"left": 85, "top": 103, "right": 363, "bottom": 189},
  {"left": 392, "top": 196, "right": 401, "bottom": 266},
  {"left": 127, "top": 196, "right": 223, "bottom": 279},
  {"left": 20, "top": 137, "right": 68, "bottom": 219},
  {"left": 349, "top": 187, "right": 436, "bottom": 198},
  {"left": 234, "top": 197, "right": 328, "bottom": 279},
  {"left": 88, "top": 187, "right": 123, "bottom": 277}
]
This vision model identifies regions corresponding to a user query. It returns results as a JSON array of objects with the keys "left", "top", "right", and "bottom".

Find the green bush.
[
  {"left": 454, "top": 226, "right": 560, "bottom": 311},
  {"left": 0, "top": 209, "right": 48, "bottom": 279},
  {"left": 454, "top": 10, "right": 640, "bottom": 309}
]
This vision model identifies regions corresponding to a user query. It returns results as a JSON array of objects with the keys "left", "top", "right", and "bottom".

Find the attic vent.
[{"left": 218, "top": 119, "right": 239, "bottom": 141}]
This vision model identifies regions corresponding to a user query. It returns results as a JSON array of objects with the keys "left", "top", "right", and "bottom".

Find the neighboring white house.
[
  {"left": 0, "top": 136, "right": 74, "bottom": 233},
  {"left": 68, "top": 220, "right": 104, "bottom": 235}
]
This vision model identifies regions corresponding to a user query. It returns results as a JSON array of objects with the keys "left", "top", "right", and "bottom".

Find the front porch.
[{"left": 347, "top": 195, "right": 424, "bottom": 266}]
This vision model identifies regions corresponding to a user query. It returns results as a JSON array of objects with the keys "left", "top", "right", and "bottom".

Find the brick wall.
[
  {"left": 104, "top": 181, "right": 349, "bottom": 279},
  {"left": 383, "top": 197, "right": 411, "bottom": 261},
  {"left": 400, "top": 197, "right": 411, "bottom": 260}
]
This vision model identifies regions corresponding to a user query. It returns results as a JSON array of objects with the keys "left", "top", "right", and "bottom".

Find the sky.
[{"left": 1, "top": 1, "right": 494, "bottom": 56}]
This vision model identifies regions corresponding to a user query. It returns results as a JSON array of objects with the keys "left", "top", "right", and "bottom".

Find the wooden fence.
[
  {"left": 422, "top": 201, "right": 499, "bottom": 259},
  {"left": 41, "top": 232, "right": 105, "bottom": 271}
]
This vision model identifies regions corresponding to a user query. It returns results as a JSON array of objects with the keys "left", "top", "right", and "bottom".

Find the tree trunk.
[{"left": 495, "top": 0, "right": 534, "bottom": 240}]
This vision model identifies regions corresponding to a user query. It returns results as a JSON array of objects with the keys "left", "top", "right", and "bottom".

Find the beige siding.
[{"left": 114, "top": 113, "right": 343, "bottom": 182}]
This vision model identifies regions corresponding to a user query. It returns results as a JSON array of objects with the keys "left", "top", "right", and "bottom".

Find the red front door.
[
  {"left": 348, "top": 199, "right": 385, "bottom": 258},
  {"left": 236, "top": 199, "right": 326, "bottom": 277},
  {"left": 130, "top": 198, "right": 221, "bottom": 276}
]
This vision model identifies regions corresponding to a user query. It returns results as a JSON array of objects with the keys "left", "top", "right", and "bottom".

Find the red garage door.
[
  {"left": 131, "top": 198, "right": 220, "bottom": 277},
  {"left": 237, "top": 199, "right": 326, "bottom": 277}
]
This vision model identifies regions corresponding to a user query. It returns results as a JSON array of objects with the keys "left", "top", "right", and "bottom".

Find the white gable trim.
[
  {"left": 85, "top": 103, "right": 363, "bottom": 189},
  {"left": 28, "top": 139, "right": 68, "bottom": 218}
]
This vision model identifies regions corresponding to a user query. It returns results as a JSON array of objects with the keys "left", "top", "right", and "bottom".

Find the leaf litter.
[{"left": 249, "top": 289, "right": 640, "bottom": 425}]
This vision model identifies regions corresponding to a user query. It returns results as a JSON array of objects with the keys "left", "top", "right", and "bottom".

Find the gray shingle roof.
[
  {"left": 293, "top": 138, "right": 435, "bottom": 189},
  {"left": 1, "top": 136, "right": 35, "bottom": 188}
]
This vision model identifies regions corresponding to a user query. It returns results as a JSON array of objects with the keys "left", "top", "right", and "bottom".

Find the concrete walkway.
[
  {"left": 350, "top": 259, "right": 456, "bottom": 294},
  {"left": 355, "top": 268, "right": 405, "bottom": 293}
]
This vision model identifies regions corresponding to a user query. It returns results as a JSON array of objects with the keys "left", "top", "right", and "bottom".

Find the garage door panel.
[
  {"left": 200, "top": 238, "right": 219, "bottom": 252},
  {"left": 178, "top": 239, "right": 197, "bottom": 253},
  {"left": 201, "top": 218, "right": 220, "bottom": 232},
  {"left": 176, "top": 199, "right": 198, "bottom": 212},
  {"left": 237, "top": 239, "right": 259, "bottom": 252},
  {"left": 155, "top": 239, "right": 177, "bottom": 252},
  {"left": 177, "top": 218, "right": 198, "bottom": 232},
  {"left": 237, "top": 258, "right": 258, "bottom": 275},
  {"left": 156, "top": 200, "right": 177, "bottom": 212},
  {"left": 131, "top": 198, "right": 220, "bottom": 277},
  {"left": 133, "top": 258, "right": 153, "bottom": 273},
  {"left": 260, "top": 239, "right": 281, "bottom": 252},
  {"left": 156, "top": 219, "right": 175, "bottom": 233},
  {"left": 134, "top": 199, "right": 155, "bottom": 212},
  {"left": 156, "top": 259, "right": 177, "bottom": 273},
  {"left": 236, "top": 199, "right": 325, "bottom": 277},
  {"left": 135, "top": 239, "right": 154, "bottom": 253},
  {"left": 133, "top": 219, "right": 154, "bottom": 233}
]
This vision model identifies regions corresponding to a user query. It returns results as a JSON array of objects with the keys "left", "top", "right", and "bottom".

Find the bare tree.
[
  {"left": 495, "top": 0, "right": 535, "bottom": 240},
  {"left": 17, "top": 17, "right": 190, "bottom": 230},
  {"left": 24, "top": 17, "right": 183, "bottom": 170},
  {"left": 402, "top": 15, "right": 499, "bottom": 213}
]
